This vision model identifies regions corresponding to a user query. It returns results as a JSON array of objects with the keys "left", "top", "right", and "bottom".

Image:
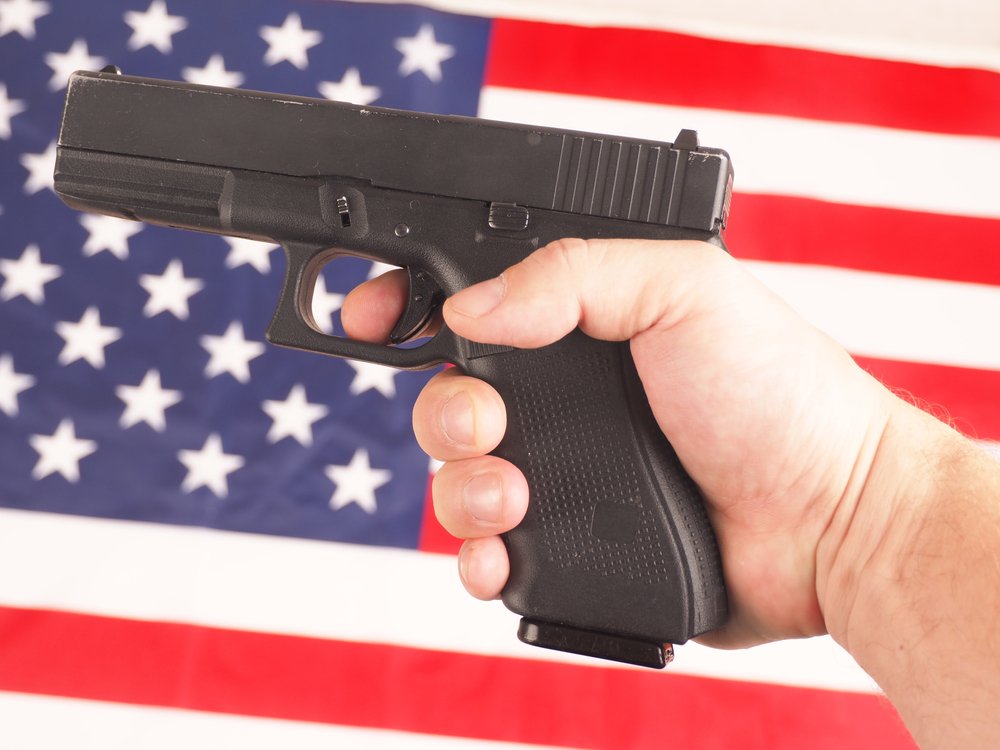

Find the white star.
[
  {"left": 0, "top": 354, "right": 34, "bottom": 416},
  {"left": 116, "top": 369, "right": 181, "bottom": 431},
  {"left": 394, "top": 24, "right": 455, "bottom": 82},
  {"left": 325, "top": 448, "right": 391, "bottom": 514},
  {"left": 0, "top": 0, "right": 49, "bottom": 39},
  {"left": 310, "top": 274, "right": 343, "bottom": 335},
  {"left": 80, "top": 214, "right": 144, "bottom": 259},
  {"left": 368, "top": 261, "right": 398, "bottom": 281},
  {"left": 139, "top": 259, "right": 203, "bottom": 319},
  {"left": 262, "top": 383, "right": 328, "bottom": 446},
  {"left": 182, "top": 54, "right": 244, "bottom": 88},
  {"left": 260, "top": 12, "right": 321, "bottom": 70},
  {"left": 0, "top": 244, "right": 61, "bottom": 303},
  {"left": 318, "top": 68, "right": 381, "bottom": 105},
  {"left": 0, "top": 83, "right": 26, "bottom": 139},
  {"left": 347, "top": 360, "right": 397, "bottom": 398},
  {"left": 223, "top": 237, "right": 278, "bottom": 273},
  {"left": 29, "top": 419, "right": 96, "bottom": 482},
  {"left": 45, "top": 38, "right": 106, "bottom": 91},
  {"left": 201, "top": 321, "right": 265, "bottom": 383},
  {"left": 178, "top": 433, "right": 244, "bottom": 498},
  {"left": 20, "top": 140, "right": 56, "bottom": 194},
  {"left": 56, "top": 306, "right": 122, "bottom": 368},
  {"left": 124, "top": 0, "right": 187, "bottom": 54}
]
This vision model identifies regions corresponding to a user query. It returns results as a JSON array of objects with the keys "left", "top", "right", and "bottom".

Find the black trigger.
[{"left": 389, "top": 266, "right": 444, "bottom": 344}]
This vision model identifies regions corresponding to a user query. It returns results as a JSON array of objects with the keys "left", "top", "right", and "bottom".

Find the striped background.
[{"left": 3, "top": 0, "right": 998, "bottom": 747}]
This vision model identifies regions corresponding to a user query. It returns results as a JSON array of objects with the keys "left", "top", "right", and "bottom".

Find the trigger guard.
[{"left": 389, "top": 266, "right": 444, "bottom": 344}]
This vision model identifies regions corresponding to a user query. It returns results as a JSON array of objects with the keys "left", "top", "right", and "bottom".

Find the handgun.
[{"left": 54, "top": 68, "right": 732, "bottom": 669}]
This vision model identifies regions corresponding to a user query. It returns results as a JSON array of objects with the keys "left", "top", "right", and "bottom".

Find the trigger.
[{"left": 389, "top": 266, "right": 444, "bottom": 344}]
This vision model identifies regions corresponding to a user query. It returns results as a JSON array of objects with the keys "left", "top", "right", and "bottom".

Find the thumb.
[{"left": 443, "top": 238, "right": 731, "bottom": 347}]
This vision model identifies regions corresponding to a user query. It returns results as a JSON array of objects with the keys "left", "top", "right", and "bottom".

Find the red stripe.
[
  {"left": 856, "top": 356, "right": 1000, "bottom": 441},
  {"left": 0, "top": 606, "right": 915, "bottom": 749},
  {"left": 485, "top": 19, "right": 1000, "bottom": 139},
  {"left": 728, "top": 193, "right": 1000, "bottom": 441},
  {"left": 729, "top": 193, "right": 1000, "bottom": 287}
]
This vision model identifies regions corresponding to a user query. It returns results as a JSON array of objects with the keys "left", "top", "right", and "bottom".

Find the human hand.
[
  {"left": 343, "top": 238, "right": 901, "bottom": 649},
  {"left": 344, "top": 238, "right": 1000, "bottom": 749}
]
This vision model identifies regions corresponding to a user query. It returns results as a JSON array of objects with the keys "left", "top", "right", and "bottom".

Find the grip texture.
[{"left": 463, "top": 331, "right": 726, "bottom": 646}]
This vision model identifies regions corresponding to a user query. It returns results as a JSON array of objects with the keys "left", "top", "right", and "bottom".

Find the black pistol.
[{"left": 54, "top": 68, "right": 732, "bottom": 669}]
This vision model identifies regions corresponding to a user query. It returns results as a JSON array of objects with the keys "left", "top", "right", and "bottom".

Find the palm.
[
  {"left": 344, "top": 240, "right": 893, "bottom": 647},
  {"left": 631, "top": 264, "right": 889, "bottom": 646}
]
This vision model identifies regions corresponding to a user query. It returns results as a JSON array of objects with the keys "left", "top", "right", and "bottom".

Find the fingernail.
[
  {"left": 449, "top": 276, "right": 506, "bottom": 318},
  {"left": 463, "top": 472, "right": 503, "bottom": 523},
  {"left": 440, "top": 391, "right": 475, "bottom": 446}
]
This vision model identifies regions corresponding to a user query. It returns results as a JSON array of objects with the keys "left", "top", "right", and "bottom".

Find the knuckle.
[{"left": 536, "top": 237, "right": 595, "bottom": 276}]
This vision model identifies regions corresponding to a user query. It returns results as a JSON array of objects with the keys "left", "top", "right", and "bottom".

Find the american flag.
[{"left": 1, "top": 0, "right": 997, "bottom": 747}]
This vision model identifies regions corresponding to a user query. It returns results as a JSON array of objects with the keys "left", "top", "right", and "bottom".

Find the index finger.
[
  {"left": 341, "top": 268, "right": 443, "bottom": 343},
  {"left": 340, "top": 268, "right": 408, "bottom": 343}
]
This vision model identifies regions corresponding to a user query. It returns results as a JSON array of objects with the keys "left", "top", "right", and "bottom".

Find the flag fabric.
[{"left": 1, "top": 0, "right": 998, "bottom": 747}]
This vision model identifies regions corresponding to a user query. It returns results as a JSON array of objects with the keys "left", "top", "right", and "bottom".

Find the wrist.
[
  {"left": 816, "top": 394, "right": 1000, "bottom": 747},
  {"left": 814, "top": 395, "right": 940, "bottom": 652}
]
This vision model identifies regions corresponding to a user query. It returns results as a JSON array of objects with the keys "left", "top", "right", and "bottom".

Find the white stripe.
[
  {"left": 478, "top": 87, "right": 1000, "bottom": 220},
  {"left": 0, "top": 691, "right": 573, "bottom": 750},
  {"left": 346, "top": 0, "right": 1000, "bottom": 72},
  {"left": 744, "top": 261, "right": 1000, "bottom": 372},
  {"left": 0, "top": 508, "right": 877, "bottom": 693}
]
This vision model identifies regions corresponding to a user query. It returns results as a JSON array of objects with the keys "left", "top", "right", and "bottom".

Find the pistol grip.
[{"left": 461, "top": 331, "right": 727, "bottom": 668}]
